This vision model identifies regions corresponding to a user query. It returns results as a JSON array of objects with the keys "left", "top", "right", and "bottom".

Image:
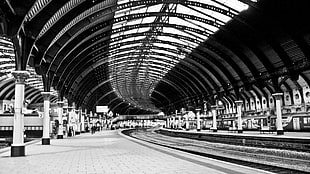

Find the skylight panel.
[
  {"left": 217, "top": 0, "right": 249, "bottom": 12},
  {"left": 117, "top": 0, "right": 130, "bottom": 5},
  {"left": 188, "top": 19, "right": 218, "bottom": 32},
  {"left": 132, "top": 6, "right": 148, "bottom": 14},
  {"left": 126, "top": 18, "right": 143, "bottom": 26},
  {"left": 162, "top": 28, "right": 195, "bottom": 39},
  {"left": 195, "top": 6, "right": 231, "bottom": 23},
  {"left": 147, "top": 4, "right": 164, "bottom": 13},
  {"left": 195, "top": 0, "right": 229, "bottom": 11},
  {"left": 140, "top": 16, "right": 156, "bottom": 24},
  {"left": 153, "top": 43, "right": 177, "bottom": 50},
  {"left": 118, "top": 43, "right": 142, "bottom": 50},
  {"left": 150, "top": 54, "right": 179, "bottom": 63},
  {"left": 151, "top": 49, "right": 178, "bottom": 58},
  {"left": 136, "top": 27, "right": 151, "bottom": 33},
  {"left": 186, "top": 30, "right": 208, "bottom": 41},
  {"left": 177, "top": 4, "right": 213, "bottom": 21},
  {"left": 157, "top": 36, "right": 188, "bottom": 46},
  {"left": 122, "top": 28, "right": 139, "bottom": 36}
]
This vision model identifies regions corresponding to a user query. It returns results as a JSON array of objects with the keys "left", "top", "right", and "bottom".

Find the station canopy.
[{"left": 0, "top": 0, "right": 310, "bottom": 115}]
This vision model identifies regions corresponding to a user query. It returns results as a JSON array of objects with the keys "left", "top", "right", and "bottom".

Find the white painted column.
[
  {"left": 196, "top": 109, "right": 201, "bottom": 131},
  {"left": 42, "top": 92, "right": 51, "bottom": 145},
  {"left": 211, "top": 105, "right": 217, "bottom": 132},
  {"left": 185, "top": 113, "right": 189, "bottom": 131},
  {"left": 175, "top": 110, "right": 178, "bottom": 129},
  {"left": 75, "top": 109, "right": 81, "bottom": 135},
  {"left": 11, "top": 71, "right": 29, "bottom": 157},
  {"left": 57, "top": 101, "right": 64, "bottom": 139},
  {"left": 166, "top": 117, "right": 169, "bottom": 128},
  {"left": 81, "top": 110, "right": 85, "bottom": 133},
  {"left": 172, "top": 116, "right": 176, "bottom": 129},
  {"left": 235, "top": 100, "right": 243, "bottom": 133},
  {"left": 178, "top": 114, "right": 181, "bottom": 130},
  {"left": 272, "top": 93, "right": 284, "bottom": 135}
]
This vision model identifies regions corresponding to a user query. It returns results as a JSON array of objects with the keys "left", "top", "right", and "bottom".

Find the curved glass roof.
[{"left": 108, "top": 0, "right": 250, "bottom": 111}]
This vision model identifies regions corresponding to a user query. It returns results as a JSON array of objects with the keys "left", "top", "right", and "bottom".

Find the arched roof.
[
  {"left": 0, "top": 36, "right": 58, "bottom": 104},
  {"left": 0, "top": 0, "right": 310, "bottom": 114}
]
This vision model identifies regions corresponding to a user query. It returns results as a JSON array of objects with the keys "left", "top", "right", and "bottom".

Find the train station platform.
[{"left": 0, "top": 130, "right": 273, "bottom": 174}]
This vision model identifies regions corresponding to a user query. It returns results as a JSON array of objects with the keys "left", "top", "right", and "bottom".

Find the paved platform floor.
[{"left": 0, "top": 130, "right": 274, "bottom": 174}]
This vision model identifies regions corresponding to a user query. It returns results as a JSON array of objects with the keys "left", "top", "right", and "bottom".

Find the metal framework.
[{"left": 0, "top": 0, "right": 310, "bottom": 115}]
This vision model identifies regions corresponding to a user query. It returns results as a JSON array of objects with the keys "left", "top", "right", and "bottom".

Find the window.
[
  {"left": 295, "top": 94, "right": 300, "bottom": 100},
  {"left": 304, "top": 117, "right": 310, "bottom": 125}
]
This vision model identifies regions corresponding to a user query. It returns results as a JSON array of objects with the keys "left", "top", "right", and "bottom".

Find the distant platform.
[{"left": 157, "top": 128, "right": 310, "bottom": 152}]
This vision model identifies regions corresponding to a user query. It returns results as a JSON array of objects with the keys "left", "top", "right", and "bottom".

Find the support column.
[
  {"left": 75, "top": 109, "right": 80, "bottom": 135},
  {"left": 57, "top": 101, "right": 64, "bottom": 139},
  {"left": 175, "top": 110, "right": 178, "bottom": 129},
  {"left": 211, "top": 105, "right": 217, "bottom": 132},
  {"left": 272, "top": 93, "right": 284, "bottom": 135},
  {"left": 166, "top": 117, "right": 169, "bottom": 128},
  {"left": 235, "top": 101, "right": 243, "bottom": 133},
  {"left": 11, "top": 71, "right": 29, "bottom": 157},
  {"left": 172, "top": 116, "right": 175, "bottom": 129},
  {"left": 185, "top": 113, "right": 189, "bottom": 131},
  {"left": 81, "top": 110, "right": 85, "bottom": 133},
  {"left": 196, "top": 109, "right": 201, "bottom": 131},
  {"left": 42, "top": 92, "right": 51, "bottom": 145},
  {"left": 178, "top": 114, "right": 181, "bottom": 130}
]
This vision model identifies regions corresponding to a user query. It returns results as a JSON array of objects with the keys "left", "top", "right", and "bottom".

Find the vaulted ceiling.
[{"left": 0, "top": 0, "right": 310, "bottom": 115}]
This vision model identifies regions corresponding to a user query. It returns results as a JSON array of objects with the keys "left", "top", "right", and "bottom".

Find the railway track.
[{"left": 122, "top": 128, "right": 310, "bottom": 174}]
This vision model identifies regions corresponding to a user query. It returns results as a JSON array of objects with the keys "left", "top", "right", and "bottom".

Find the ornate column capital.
[
  {"left": 272, "top": 93, "right": 283, "bottom": 100},
  {"left": 41, "top": 92, "right": 52, "bottom": 100},
  {"left": 12, "top": 71, "right": 30, "bottom": 83}
]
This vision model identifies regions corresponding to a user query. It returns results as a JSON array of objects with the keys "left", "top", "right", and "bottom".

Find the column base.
[
  {"left": 75, "top": 132, "right": 80, "bottom": 135},
  {"left": 42, "top": 138, "right": 50, "bottom": 145},
  {"left": 238, "top": 130, "right": 243, "bottom": 133},
  {"left": 277, "top": 130, "right": 284, "bottom": 135},
  {"left": 57, "top": 135, "right": 63, "bottom": 139},
  {"left": 212, "top": 129, "right": 217, "bottom": 132},
  {"left": 197, "top": 129, "right": 201, "bottom": 132},
  {"left": 81, "top": 131, "right": 85, "bottom": 133},
  {"left": 11, "top": 145, "right": 25, "bottom": 157},
  {"left": 186, "top": 129, "right": 189, "bottom": 131}
]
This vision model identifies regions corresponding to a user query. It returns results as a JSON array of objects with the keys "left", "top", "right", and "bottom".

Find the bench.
[
  {"left": 260, "top": 126, "right": 275, "bottom": 134},
  {"left": 228, "top": 127, "right": 238, "bottom": 133}
]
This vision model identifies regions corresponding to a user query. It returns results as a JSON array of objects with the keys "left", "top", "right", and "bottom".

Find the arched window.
[{"left": 295, "top": 94, "right": 300, "bottom": 100}]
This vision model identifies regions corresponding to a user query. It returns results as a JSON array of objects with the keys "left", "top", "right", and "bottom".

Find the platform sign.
[{"left": 96, "top": 106, "right": 108, "bottom": 113}]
